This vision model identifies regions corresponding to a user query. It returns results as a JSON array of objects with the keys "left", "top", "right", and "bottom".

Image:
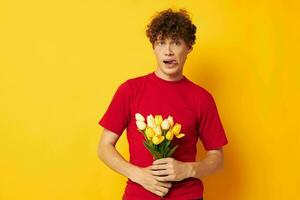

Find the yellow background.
[{"left": 1, "top": 0, "right": 299, "bottom": 199}]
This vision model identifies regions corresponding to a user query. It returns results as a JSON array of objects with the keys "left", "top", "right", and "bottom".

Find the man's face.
[{"left": 153, "top": 36, "right": 192, "bottom": 77}]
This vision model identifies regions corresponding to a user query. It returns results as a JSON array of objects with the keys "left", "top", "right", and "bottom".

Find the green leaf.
[
  {"left": 166, "top": 145, "right": 178, "bottom": 157},
  {"left": 165, "top": 140, "right": 169, "bottom": 149},
  {"left": 163, "top": 145, "right": 170, "bottom": 157},
  {"left": 144, "top": 144, "right": 157, "bottom": 158},
  {"left": 143, "top": 141, "right": 161, "bottom": 159},
  {"left": 158, "top": 143, "right": 164, "bottom": 157},
  {"left": 162, "top": 140, "right": 171, "bottom": 157},
  {"left": 138, "top": 129, "right": 147, "bottom": 140},
  {"left": 158, "top": 140, "right": 166, "bottom": 153},
  {"left": 144, "top": 141, "right": 154, "bottom": 151}
]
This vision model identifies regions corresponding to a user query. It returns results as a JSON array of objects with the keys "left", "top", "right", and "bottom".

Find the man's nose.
[{"left": 164, "top": 44, "right": 174, "bottom": 55}]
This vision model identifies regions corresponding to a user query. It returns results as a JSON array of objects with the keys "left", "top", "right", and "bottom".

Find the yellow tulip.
[
  {"left": 172, "top": 123, "right": 181, "bottom": 135},
  {"left": 145, "top": 127, "right": 155, "bottom": 140},
  {"left": 152, "top": 135, "right": 165, "bottom": 145},
  {"left": 167, "top": 115, "right": 174, "bottom": 127},
  {"left": 153, "top": 125, "right": 162, "bottom": 136},
  {"left": 154, "top": 115, "right": 163, "bottom": 126},
  {"left": 171, "top": 123, "right": 185, "bottom": 138},
  {"left": 166, "top": 130, "right": 174, "bottom": 140},
  {"left": 175, "top": 133, "right": 185, "bottom": 138}
]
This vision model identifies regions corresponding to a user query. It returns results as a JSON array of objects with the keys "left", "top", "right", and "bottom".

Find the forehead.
[{"left": 155, "top": 35, "right": 184, "bottom": 42}]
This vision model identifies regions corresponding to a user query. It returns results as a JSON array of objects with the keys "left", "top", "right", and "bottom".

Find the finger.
[
  {"left": 154, "top": 190, "right": 165, "bottom": 197},
  {"left": 151, "top": 164, "right": 169, "bottom": 170},
  {"left": 159, "top": 181, "right": 172, "bottom": 188},
  {"left": 155, "top": 174, "right": 174, "bottom": 182},
  {"left": 157, "top": 186, "right": 169, "bottom": 195},
  {"left": 151, "top": 169, "right": 169, "bottom": 176},
  {"left": 153, "top": 158, "right": 172, "bottom": 165}
]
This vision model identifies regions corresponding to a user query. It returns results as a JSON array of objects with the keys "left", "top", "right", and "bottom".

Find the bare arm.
[
  {"left": 97, "top": 128, "right": 172, "bottom": 197},
  {"left": 150, "top": 148, "right": 224, "bottom": 182},
  {"left": 188, "top": 148, "right": 224, "bottom": 179},
  {"left": 97, "top": 128, "right": 139, "bottom": 179}
]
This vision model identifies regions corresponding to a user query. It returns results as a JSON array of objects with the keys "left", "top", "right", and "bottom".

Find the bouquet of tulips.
[{"left": 135, "top": 113, "right": 185, "bottom": 160}]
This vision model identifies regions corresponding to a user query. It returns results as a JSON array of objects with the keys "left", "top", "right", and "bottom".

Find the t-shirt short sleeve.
[
  {"left": 98, "top": 80, "right": 131, "bottom": 136},
  {"left": 198, "top": 93, "right": 228, "bottom": 151}
]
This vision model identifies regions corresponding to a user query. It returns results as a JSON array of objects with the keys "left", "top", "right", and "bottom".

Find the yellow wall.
[{"left": 1, "top": 1, "right": 299, "bottom": 199}]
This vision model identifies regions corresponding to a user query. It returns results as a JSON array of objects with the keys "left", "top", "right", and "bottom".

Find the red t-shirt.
[{"left": 98, "top": 71, "right": 228, "bottom": 200}]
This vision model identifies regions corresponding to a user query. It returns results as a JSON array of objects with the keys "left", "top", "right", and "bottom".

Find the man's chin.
[
  {"left": 161, "top": 68, "right": 181, "bottom": 76},
  {"left": 165, "top": 66, "right": 180, "bottom": 72}
]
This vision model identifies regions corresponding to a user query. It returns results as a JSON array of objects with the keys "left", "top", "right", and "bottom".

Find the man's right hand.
[{"left": 130, "top": 166, "right": 172, "bottom": 197}]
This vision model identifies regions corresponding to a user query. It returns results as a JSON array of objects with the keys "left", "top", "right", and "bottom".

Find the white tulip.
[
  {"left": 147, "top": 114, "right": 155, "bottom": 128},
  {"left": 135, "top": 113, "right": 145, "bottom": 122},
  {"left": 161, "top": 119, "right": 170, "bottom": 130},
  {"left": 136, "top": 120, "right": 146, "bottom": 131}
]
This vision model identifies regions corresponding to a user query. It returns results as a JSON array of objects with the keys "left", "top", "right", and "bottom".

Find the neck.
[{"left": 154, "top": 68, "right": 183, "bottom": 81}]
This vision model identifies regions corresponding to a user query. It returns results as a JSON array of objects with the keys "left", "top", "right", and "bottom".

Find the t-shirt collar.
[{"left": 149, "top": 71, "right": 187, "bottom": 85}]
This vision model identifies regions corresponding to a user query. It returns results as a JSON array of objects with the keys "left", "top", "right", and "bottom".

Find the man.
[{"left": 98, "top": 8, "right": 228, "bottom": 200}]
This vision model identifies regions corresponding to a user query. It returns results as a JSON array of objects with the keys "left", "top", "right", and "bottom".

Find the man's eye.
[
  {"left": 159, "top": 41, "right": 165, "bottom": 45},
  {"left": 175, "top": 41, "right": 181, "bottom": 45}
]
